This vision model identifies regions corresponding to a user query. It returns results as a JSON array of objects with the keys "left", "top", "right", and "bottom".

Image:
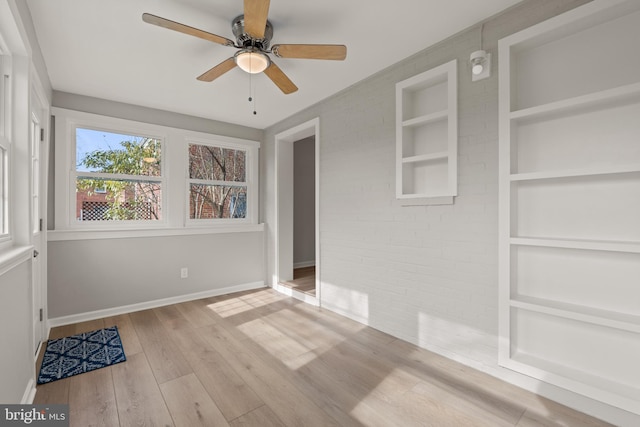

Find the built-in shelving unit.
[
  {"left": 396, "top": 60, "right": 457, "bottom": 204},
  {"left": 498, "top": 0, "right": 640, "bottom": 414}
]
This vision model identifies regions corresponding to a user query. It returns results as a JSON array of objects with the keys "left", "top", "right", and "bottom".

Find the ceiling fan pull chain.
[
  {"left": 248, "top": 71, "right": 257, "bottom": 115},
  {"left": 253, "top": 85, "right": 257, "bottom": 115}
]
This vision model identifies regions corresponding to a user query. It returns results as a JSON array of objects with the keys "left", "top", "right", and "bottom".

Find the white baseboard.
[
  {"left": 271, "top": 282, "right": 319, "bottom": 306},
  {"left": 21, "top": 379, "right": 36, "bottom": 404},
  {"left": 293, "top": 260, "right": 315, "bottom": 269},
  {"left": 48, "top": 281, "right": 265, "bottom": 327}
]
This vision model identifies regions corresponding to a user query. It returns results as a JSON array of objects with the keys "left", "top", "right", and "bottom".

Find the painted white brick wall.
[{"left": 261, "top": 0, "right": 638, "bottom": 424}]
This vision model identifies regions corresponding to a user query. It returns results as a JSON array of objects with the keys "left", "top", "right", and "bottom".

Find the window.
[
  {"left": 55, "top": 107, "right": 259, "bottom": 232},
  {"left": 74, "top": 127, "right": 163, "bottom": 223},
  {"left": 188, "top": 143, "right": 248, "bottom": 220}
]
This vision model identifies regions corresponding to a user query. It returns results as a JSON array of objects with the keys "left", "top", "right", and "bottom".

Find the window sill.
[
  {"left": 0, "top": 245, "right": 33, "bottom": 276},
  {"left": 47, "top": 223, "right": 265, "bottom": 241}
]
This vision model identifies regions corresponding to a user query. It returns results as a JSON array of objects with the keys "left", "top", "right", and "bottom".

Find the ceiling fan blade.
[
  {"left": 142, "top": 13, "right": 235, "bottom": 47},
  {"left": 272, "top": 44, "right": 347, "bottom": 60},
  {"left": 197, "top": 58, "right": 237, "bottom": 82},
  {"left": 263, "top": 62, "right": 298, "bottom": 94},
  {"left": 244, "top": 0, "right": 270, "bottom": 39}
]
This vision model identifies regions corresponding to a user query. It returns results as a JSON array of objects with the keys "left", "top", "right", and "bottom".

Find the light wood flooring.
[
  {"left": 279, "top": 266, "right": 316, "bottom": 295},
  {"left": 34, "top": 288, "right": 611, "bottom": 427}
]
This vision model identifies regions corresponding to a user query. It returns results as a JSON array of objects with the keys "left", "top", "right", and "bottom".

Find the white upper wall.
[{"left": 261, "top": 0, "right": 639, "bottom": 425}]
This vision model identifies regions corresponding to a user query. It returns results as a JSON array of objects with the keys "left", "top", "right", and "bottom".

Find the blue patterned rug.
[{"left": 37, "top": 326, "right": 126, "bottom": 384}]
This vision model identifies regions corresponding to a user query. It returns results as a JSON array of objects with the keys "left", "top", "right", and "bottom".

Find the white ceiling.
[{"left": 26, "top": 0, "right": 522, "bottom": 129}]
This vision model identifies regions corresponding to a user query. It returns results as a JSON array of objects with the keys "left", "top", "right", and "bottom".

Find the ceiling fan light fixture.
[{"left": 235, "top": 50, "right": 270, "bottom": 74}]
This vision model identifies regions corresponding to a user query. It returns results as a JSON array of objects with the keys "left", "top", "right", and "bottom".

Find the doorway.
[{"left": 273, "top": 118, "right": 320, "bottom": 305}]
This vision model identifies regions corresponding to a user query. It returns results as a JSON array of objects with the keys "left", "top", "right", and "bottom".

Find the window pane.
[
  {"left": 189, "top": 144, "right": 245, "bottom": 182},
  {"left": 76, "top": 178, "right": 162, "bottom": 221},
  {"left": 189, "top": 184, "right": 246, "bottom": 219},
  {"left": 76, "top": 128, "right": 161, "bottom": 176}
]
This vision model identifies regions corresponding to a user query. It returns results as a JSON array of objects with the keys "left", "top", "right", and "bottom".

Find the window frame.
[
  {"left": 185, "top": 136, "right": 258, "bottom": 226},
  {"left": 69, "top": 123, "right": 166, "bottom": 229},
  {"left": 71, "top": 124, "right": 165, "bottom": 228},
  {"left": 0, "top": 51, "right": 11, "bottom": 244},
  {"left": 53, "top": 107, "right": 260, "bottom": 234}
]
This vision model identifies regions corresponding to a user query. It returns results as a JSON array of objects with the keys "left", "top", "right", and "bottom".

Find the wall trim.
[
  {"left": 47, "top": 224, "right": 265, "bottom": 242},
  {"left": 271, "top": 282, "right": 319, "bottom": 306},
  {"left": 0, "top": 246, "right": 32, "bottom": 277},
  {"left": 293, "top": 260, "right": 315, "bottom": 269},
  {"left": 21, "top": 379, "right": 36, "bottom": 404},
  {"left": 47, "top": 281, "right": 265, "bottom": 327}
]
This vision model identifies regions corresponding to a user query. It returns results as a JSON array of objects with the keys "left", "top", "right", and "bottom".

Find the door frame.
[
  {"left": 273, "top": 118, "right": 320, "bottom": 306},
  {"left": 30, "top": 73, "right": 50, "bottom": 357}
]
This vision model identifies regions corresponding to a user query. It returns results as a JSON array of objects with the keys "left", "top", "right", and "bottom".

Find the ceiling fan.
[{"left": 142, "top": 0, "right": 347, "bottom": 94}]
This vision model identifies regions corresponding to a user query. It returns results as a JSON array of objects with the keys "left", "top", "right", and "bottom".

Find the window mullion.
[
  {"left": 188, "top": 178, "right": 246, "bottom": 187},
  {"left": 75, "top": 171, "right": 163, "bottom": 182}
]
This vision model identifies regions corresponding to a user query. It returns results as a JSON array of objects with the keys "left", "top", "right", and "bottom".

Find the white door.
[{"left": 30, "top": 97, "right": 46, "bottom": 355}]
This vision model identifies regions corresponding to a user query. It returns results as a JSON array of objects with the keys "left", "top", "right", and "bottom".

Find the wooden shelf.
[
  {"left": 402, "top": 151, "right": 448, "bottom": 164},
  {"left": 511, "top": 296, "right": 640, "bottom": 333},
  {"left": 510, "top": 164, "right": 640, "bottom": 181},
  {"left": 510, "top": 237, "right": 640, "bottom": 254},
  {"left": 510, "top": 81, "right": 640, "bottom": 122},
  {"left": 402, "top": 110, "right": 448, "bottom": 128}
]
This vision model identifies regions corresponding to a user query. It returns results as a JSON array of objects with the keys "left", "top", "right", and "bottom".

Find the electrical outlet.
[{"left": 180, "top": 267, "right": 188, "bottom": 279}]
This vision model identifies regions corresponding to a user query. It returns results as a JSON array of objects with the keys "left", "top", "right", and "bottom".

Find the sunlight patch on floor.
[{"left": 206, "top": 298, "right": 255, "bottom": 318}]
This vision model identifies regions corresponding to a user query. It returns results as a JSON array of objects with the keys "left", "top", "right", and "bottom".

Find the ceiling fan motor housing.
[{"left": 232, "top": 15, "right": 273, "bottom": 50}]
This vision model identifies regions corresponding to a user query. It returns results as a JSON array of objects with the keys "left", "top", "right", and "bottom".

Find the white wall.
[
  {"left": 0, "top": 0, "right": 52, "bottom": 404},
  {"left": 293, "top": 136, "right": 315, "bottom": 267},
  {"left": 0, "top": 260, "right": 34, "bottom": 403},
  {"left": 262, "top": 0, "right": 639, "bottom": 425}
]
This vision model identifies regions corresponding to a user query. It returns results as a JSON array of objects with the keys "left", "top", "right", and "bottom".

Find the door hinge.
[
  {"left": 40, "top": 128, "right": 44, "bottom": 142},
  {"left": 39, "top": 308, "right": 43, "bottom": 322},
  {"left": 39, "top": 218, "right": 43, "bottom": 231},
  {"left": 33, "top": 249, "right": 39, "bottom": 258}
]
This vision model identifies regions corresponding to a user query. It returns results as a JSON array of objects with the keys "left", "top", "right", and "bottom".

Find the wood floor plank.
[
  {"left": 111, "top": 352, "right": 174, "bottom": 427},
  {"left": 73, "top": 318, "right": 105, "bottom": 334},
  {"left": 48, "top": 324, "right": 76, "bottom": 340},
  {"left": 175, "top": 300, "right": 217, "bottom": 328},
  {"left": 160, "top": 373, "right": 229, "bottom": 427},
  {"left": 153, "top": 305, "right": 192, "bottom": 330},
  {"left": 129, "top": 309, "right": 192, "bottom": 384},
  {"left": 33, "top": 288, "right": 614, "bottom": 427},
  {"left": 229, "top": 405, "right": 285, "bottom": 427},
  {"left": 167, "top": 326, "right": 264, "bottom": 421},
  {"left": 235, "top": 317, "right": 313, "bottom": 365},
  {"left": 199, "top": 323, "right": 342, "bottom": 427},
  {"left": 33, "top": 377, "right": 71, "bottom": 405},
  {"left": 516, "top": 402, "right": 615, "bottom": 427},
  {"left": 386, "top": 339, "right": 531, "bottom": 420},
  {"left": 102, "top": 314, "right": 143, "bottom": 356},
  {"left": 68, "top": 367, "right": 119, "bottom": 427}
]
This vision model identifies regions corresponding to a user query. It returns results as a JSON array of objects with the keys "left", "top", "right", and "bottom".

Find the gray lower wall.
[{"left": 48, "top": 231, "right": 264, "bottom": 319}]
